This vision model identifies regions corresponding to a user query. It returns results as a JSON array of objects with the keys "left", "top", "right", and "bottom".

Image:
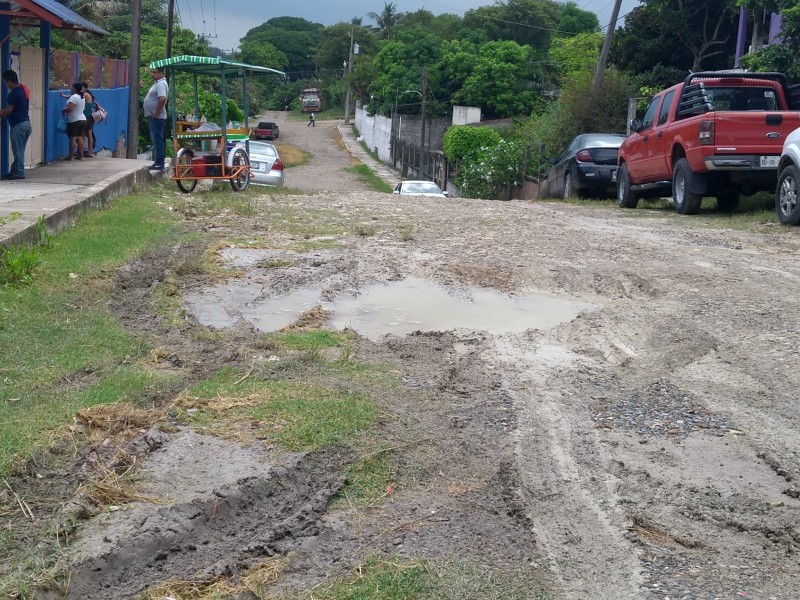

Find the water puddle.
[{"left": 186, "top": 277, "right": 597, "bottom": 340}]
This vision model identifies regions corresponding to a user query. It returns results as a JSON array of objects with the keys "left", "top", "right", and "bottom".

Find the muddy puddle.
[{"left": 186, "top": 273, "right": 598, "bottom": 340}]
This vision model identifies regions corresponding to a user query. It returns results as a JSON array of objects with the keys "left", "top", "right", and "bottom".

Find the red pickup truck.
[{"left": 617, "top": 72, "right": 800, "bottom": 214}]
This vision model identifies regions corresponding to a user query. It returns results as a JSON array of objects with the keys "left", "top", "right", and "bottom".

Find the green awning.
[{"left": 149, "top": 55, "right": 285, "bottom": 77}]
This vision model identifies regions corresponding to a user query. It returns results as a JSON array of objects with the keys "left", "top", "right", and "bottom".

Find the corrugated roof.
[
  {"left": 11, "top": 0, "right": 109, "bottom": 36},
  {"left": 150, "top": 55, "right": 285, "bottom": 77}
]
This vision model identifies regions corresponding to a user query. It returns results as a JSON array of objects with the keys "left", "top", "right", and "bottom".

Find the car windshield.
[{"left": 405, "top": 182, "right": 442, "bottom": 194}]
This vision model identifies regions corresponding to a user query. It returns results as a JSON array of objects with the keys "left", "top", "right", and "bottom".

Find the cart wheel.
[
  {"left": 175, "top": 148, "right": 197, "bottom": 193},
  {"left": 229, "top": 148, "right": 250, "bottom": 192}
]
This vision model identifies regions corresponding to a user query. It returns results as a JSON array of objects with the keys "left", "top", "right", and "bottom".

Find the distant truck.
[
  {"left": 617, "top": 71, "right": 800, "bottom": 214},
  {"left": 299, "top": 88, "right": 322, "bottom": 113}
]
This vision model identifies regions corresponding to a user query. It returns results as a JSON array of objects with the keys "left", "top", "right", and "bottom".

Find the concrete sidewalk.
[
  {"left": 0, "top": 157, "right": 163, "bottom": 248},
  {"left": 1, "top": 126, "right": 398, "bottom": 250},
  {"left": 336, "top": 123, "right": 402, "bottom": 188}
]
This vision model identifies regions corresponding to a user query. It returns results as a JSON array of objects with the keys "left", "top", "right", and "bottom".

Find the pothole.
[{"left": 186, "top": 277, "right": 598, "bottom": 340}]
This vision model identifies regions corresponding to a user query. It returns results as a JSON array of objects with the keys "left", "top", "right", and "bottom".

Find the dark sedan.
[{"left": 545, "top": 133, "right": 626, "bottom": 199}]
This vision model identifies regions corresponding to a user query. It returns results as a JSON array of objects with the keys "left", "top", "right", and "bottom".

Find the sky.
[{"left": 175, "top": 0, "right": 641, "bottom": 54}]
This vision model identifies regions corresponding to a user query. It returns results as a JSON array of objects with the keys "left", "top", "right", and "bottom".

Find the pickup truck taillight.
[
  {"left": 699, "top": 121, "right": 715, "bottom": 145},
  {"left": 575, "top": 149, "right": 592, "bottom": 162}
]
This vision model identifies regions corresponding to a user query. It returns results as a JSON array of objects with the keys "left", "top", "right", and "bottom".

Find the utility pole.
[
  {"left": 166, "top": 0, "right": 175, "bottom": 59},
  {"left": 344, "top": 24, "right": 354, "bottom": 124},
  {"left": 420, "top": 69, "right": 427, "bottom": 150},
  {"left": 127, "top": 0, "right": 142, "bottom": 159},
  {"left": 592, "top": 0, "right": 622, "bottom": 96}
]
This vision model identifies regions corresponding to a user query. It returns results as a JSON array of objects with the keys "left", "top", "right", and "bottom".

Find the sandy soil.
[{"left": 7, "top": 113, "right": 800, "bottom": 599}]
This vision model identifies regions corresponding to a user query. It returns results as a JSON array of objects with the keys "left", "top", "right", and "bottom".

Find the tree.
[
  {"left": 557, "top": 2, "right": 600, "bottom": 35},
  {"left": 610, "top": 0, "right": 739, "bottom": 76},
  {"left": 367, "top": 2, "right": 405, "bottom": 39},
  {"left": 450, "top": 40, "right": 538, "bottom": 118},
  {"left": 241, "top": 17, "right": 324, "bottom": 80},
  {"left": 462, "top": 0, "right": 562, "bottom": 53}
]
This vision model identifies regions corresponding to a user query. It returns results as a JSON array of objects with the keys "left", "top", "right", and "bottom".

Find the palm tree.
[{"left": 367, "top": 2, "right": 405, "bottom": 40}]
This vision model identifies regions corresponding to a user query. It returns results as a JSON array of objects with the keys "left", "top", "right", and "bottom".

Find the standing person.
[
  {"left": 0, "top": 70, "right": 31, "bottom": 180},
  {"left": 308, "top": 112, "right": 315, "bottom": 127},
  {"left": 63, "top": 82, "right": 87, "bottom": 161},
  {"left": 144, "top": 66, "right": 168, "bottom": 171},
  {"left": 83, "top": 89, "right": 101, "bottom": 157}
]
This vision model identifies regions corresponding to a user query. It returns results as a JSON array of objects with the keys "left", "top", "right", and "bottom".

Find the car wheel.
[
  {"left": 563, "top": 172, "right": 577, "bottom": 199},
  {"left": 776, "top": 164, "right": 800, "bottom": 225},
  {"left": 229, "top": 148, "right": 250, "bottom": 192},
  {"left": 672, "top": 158, "right": 702, "bottom": 215},
  {"left": 617, "top": 163, "right": 639, "bottom": 208},
  {"left": 174, "top": 148, "right": 197, "bottom": 193},
  {"left": 716, "top": 191, "right": 740, "bottom": 213}
]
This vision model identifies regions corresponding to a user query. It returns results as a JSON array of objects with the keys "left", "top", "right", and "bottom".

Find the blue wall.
[{"left": 46, "top": 88, "right": 129, "bottom": 162}]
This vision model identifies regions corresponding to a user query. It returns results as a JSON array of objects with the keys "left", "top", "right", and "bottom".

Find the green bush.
[
  {"left": 457, "top": 138, "right": 524, "bottom": 200},
  {"left": 442, "top": 125, "right": 502, "bottom": 163}
]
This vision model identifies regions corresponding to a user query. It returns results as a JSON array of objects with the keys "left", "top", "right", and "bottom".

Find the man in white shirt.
[{"left": 144, "top": 66, "right": 168, "bottom": 171}]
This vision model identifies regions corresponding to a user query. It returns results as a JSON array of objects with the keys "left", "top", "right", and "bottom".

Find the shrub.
[
  {"left": 457, "top": 138, "right": 524, "bottom": 200},
  {"left": 442, "top": 125, "right": 502, "bottom": 163}
]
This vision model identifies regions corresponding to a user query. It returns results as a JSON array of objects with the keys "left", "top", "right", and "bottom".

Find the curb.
[{"left": 2, "top": 167, "right": 163, "bottom": 249}]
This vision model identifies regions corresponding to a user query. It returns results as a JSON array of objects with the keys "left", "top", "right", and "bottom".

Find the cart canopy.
[{"left": 149, "top": 55, "right": 285, "bottom": 77}]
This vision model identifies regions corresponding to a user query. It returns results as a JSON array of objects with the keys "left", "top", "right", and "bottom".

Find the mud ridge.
[{"left": 65, "top": 448, "right": 351, "bottom": 600}]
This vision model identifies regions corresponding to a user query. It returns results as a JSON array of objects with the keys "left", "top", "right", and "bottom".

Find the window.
[
  {"left": 641, "top": 97, "right": 660, "bottom": 131},
  {"left": 658, "top": 91, "right": 675, "bottom": 126}
]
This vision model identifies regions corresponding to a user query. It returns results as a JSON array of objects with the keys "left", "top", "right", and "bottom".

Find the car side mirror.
[
  {"left": 392, "top": 189, "right": 400, "bottom": 194},
  {"left": 629, "top": 118, "right": 641, "bottom": 133},
  {"left": 547, "top": 157, "right": 557, "bottom": 165},
  {"left": 443, "top": 191, "right": 449, "bottom": 197}
]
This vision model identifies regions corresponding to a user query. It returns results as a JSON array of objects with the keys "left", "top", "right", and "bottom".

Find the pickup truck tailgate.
[{"left": 713, "top": 112, "right": 800, "bottom": 153}]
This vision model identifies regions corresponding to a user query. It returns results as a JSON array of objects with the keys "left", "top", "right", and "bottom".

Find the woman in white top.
[{"left": 63, "top": 82, "right": 87, "bottom": 160}]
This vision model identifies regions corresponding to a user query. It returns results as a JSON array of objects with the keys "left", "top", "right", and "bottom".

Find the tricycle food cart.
[{"left": 147, "top": 55, "right": 285, "bottom": 193}]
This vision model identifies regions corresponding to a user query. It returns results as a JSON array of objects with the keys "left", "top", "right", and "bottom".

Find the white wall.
[
  {"left": 452, "top": 106, "right": 481, "bottom": 125},
  {"left": 354, "top": 107, "right": 392, "bottom": 162}
]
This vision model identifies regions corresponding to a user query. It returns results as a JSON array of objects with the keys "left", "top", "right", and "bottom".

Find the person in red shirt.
[{"left": 0, "top": 70, "right": 31, "bottom": 180}]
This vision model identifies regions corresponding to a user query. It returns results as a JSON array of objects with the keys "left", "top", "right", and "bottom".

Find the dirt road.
[{"left": 27, "top": 115, "right": 800, "bottom": 599}]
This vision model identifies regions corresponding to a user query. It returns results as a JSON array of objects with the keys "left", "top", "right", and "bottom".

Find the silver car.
[
  {"left": 234, "top": 141, "right": 284, "bottom": 187},
  {"left": 393, "top": 180, "right": 448, "bottom": 197}
]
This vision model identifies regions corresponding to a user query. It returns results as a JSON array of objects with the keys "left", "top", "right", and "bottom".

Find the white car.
[
  {"left": 234, "top": 141, "right": 284, "bottom": 187},
  {"left": 776, "top": 127, "right": 800, "bottom": 225},
  {"left": 393, "top": 180, "right": 448, "bottom": 198}
]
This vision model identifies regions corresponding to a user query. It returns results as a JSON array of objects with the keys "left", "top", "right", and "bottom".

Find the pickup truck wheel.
[
  {"left": 673, "top": 158, "right": 702, "bottom": 215},
  {"left": 776, "top": 164, "right": 800, "bottom": 225},
  {"left": 716, "top": 191, "right": 740, "bottom": 213},
  {"left": 617, "top": 163, "right": 639, "bottom": 208}
]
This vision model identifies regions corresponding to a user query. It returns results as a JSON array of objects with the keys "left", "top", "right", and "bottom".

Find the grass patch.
[
  {"left": 346, "top": 163, "right": 394, "bottom": 193},
  {"left": 180, "top": 366, "right": 377, "bottom": 452},
  {"left": 274, "top": 143, "right": 310, "bottom": 168},
  {"left": 311, "top": 557, "right": 552, "bottom": 600},
  {"left": 0, "top": 192, "right": 180, "bottom": 474},
  {"left": 541, "top": 191, "right": 780, "bottom": 230}
]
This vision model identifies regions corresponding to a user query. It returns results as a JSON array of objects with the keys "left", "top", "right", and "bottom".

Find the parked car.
[
  {"left": 253, "top": 121, "right": 279, "bottom": 140},
  {"left": 393, "top": 180, "right": 448, "bottom": 198},
  {"left": 235, "top": 141, "right": 284, "bottom": 187},
  {"left": 544, "top": 133, "right": 626, "bottom": 199},
  {"left": 776, "top": 126, "right": 800, "bottom": 225}
]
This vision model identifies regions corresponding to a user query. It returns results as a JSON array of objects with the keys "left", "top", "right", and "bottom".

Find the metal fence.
[{"left": 49, "top": 50, "right": 130, "bottom": 90}]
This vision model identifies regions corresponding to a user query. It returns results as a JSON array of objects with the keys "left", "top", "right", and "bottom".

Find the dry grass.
[
  {"left": 273, "top": 143, "right": 309, "bottom": 168},
  {"left": 283, "top": 305, "right": 329, "bottom": 330},
  {"left": 448, "top": 263, "right": 514, "bottom": 291},
  {"left": 139, "top": 556, "right": 287, "bottom": 600},
  {"left": 72, "top": 403, "right": 167, "bottom": 441}
]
